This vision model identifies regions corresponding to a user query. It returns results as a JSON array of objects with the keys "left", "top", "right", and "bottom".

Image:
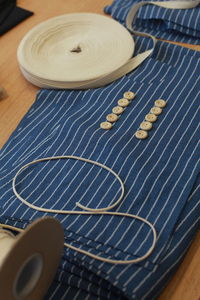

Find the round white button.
[
  {"left": 145, "top": 114, "right": 157, "bottom": 123},
  {"left": 106, "top": 113, "right": 118, "bottom": 123},
  {"left": 135, "top": 130, "right": 148, "bottom": 139},
  {"left": 118, "top": 98, "right": 130, "bottom": 107},
  {"left": 150, "top": 107, "right": 162, "bottom": 115},
  {"left": 100, "top": 122, "right": 112, "bottom": 130},
  {"left": 112, "top": 106, "right": 124, "bottom": 115},
  {"left": 123, "top": 91, "right": 135, "bottom": 100},
  {"left": 140, "top": 121, "right": 152, "bottom": 131},
  {"left": 155, "top": 99, "right": 166, "bottom": 108}
]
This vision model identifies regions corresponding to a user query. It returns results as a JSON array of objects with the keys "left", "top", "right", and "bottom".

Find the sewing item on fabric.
[
  {"left": 11, "top": 156, "right": 157, "bottom": 264},
  {"left": 0, "top": 217, "right": 63, "bottom": 299},
  {"left": 17, "top": 1, "right": 199, "bottom": 89},
  {"left": 101, "top": 90, "right": 136, "bottom": 129}
]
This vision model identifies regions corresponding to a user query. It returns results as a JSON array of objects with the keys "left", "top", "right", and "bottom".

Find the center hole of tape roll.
[
  {"left": 13, "top": 253, "right": 43, "bottom": 299},
  {"left": 70, "top": 45, "right": 82, "bottom": 53}
]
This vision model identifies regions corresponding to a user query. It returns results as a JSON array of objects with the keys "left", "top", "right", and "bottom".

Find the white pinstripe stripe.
[
  {"left": 138, "top": 219, "right": 199, "bottom": 298},
  {"left": 175, "top": 184, "right": 200, "bottom": 231},
  {"left": 59, "top": 286, "right": 71, "bottom": 300},
  {"left": 0, "top": 90, "right": 45, "bottom": 158},
  {"left": 26, "top": 90, "right": 46, "bottom": 118},
  {"left": 121, "top": 1, "right": 133, "bottom": 20},
  {"left": 162, "top": 200, "right": 200, "bottom": 262},
  {"left": 153, "top": 158, "right": 200, "bottom": 260},
  {"left": 10, "top": 91, "right": 76, "bottom": 165},
  {"left": 48, "top": 282, "right": 63, "bottom": 300},
  {"left": 58, "top": 261, "right": 67, "bottom": 281},
  {"left": 13, "top": 124, "right": 60, "bottom": 166},
  {"left": 135, "top": 147, "right": 199, "bottom": 258},
  {"left": 0, "top": 90, "right": 56, "bottom": 166},
  {"left": 122, "top": 266, "right": 142, "bottom": 288},
  {"left": 0, "top": 91, "right": 64, "bottom": 175}
]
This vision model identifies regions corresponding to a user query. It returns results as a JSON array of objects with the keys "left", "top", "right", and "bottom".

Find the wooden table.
[{"left": 0, "top": 1, "right": 199, "bottom": 299}]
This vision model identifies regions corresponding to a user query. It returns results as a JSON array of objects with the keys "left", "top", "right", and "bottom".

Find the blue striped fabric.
[
  {"left": 0, "top": 36, "right": 200, "bottom": 299},
  {"left": 104, "top": 0, "right": 200, "bottom": 44}
]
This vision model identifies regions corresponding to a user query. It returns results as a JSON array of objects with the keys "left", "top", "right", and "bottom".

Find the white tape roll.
[
  {"left": 17, "top": 13, "right": 134, "bottom": 89},
  {"left": 17, "top": 0, "right": 200, "bottom": 89}
]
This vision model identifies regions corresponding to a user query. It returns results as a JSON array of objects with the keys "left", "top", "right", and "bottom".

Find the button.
[
  {"left": 155, "top": 99, "right": 166, "bottom": 108},
  {"left": 112, "top": 106, "right": 124, "bottom": 115},
  {"left": 118, "top": 98, "right": 130, "bottom": 107},
  {"left": 100, "top": 122, "right": 112, "bottom": 130},
  {"left": 145, "top": 113, "right": 157, "bottom": 123},
  {"left": 140, "top": 121, "right": 152, "bottom": 131},
  {"left": 135, "top": 130, "right": 148, "bottom": 139},
  {"left": 150, "top": 107, "right": 162, "bottom": 115},
  {"left": 106, "top": 113, "right": 118, "bottom": 123},
  {"left": 123, "top": 91, "right": 135, "bottom": 100}
]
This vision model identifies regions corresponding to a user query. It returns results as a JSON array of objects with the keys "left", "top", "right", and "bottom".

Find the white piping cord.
[
  {"left": 12, "top": 156, "right": 125, "bottom": 212},
  {"left": 9, "top": 155, "right": 157, "bottom": 264},
  {"left": 0, "top": 212, "right": 156, "bottom": 264}
]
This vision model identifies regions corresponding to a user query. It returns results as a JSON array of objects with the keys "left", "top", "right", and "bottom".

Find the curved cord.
[
  {"left": 10, "top": 155, "right": 157, "bottom": 264},
  {"left": 12, "top": 156, "right": 125, "bottom": 212},
  {"left": 0, "top": 212, "right": 156, "bottom": 264}
]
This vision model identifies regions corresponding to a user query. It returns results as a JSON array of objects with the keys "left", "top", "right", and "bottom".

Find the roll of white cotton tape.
[
  {"left": 17, "top": 13, "right": 134, "bottom": 89},
  {"left": 17, "top": 0, "right": 200, "bottom": 89}
]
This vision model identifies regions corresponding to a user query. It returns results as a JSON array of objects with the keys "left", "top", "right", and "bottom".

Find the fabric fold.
[{"left": 104, "top": 0, "right": 200, "bottom": 44}]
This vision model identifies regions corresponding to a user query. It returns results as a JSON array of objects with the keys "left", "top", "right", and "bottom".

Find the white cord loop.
[
  {"left": 12, "top": 156, "right": 125, "bottom": 212},
  {"left": 11, "top": 155, "right": 157, "bottom": 264}
]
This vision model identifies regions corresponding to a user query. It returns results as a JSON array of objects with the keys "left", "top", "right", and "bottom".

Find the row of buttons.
[
  {"left": 135, "top": 99, "right": 167, "bottom": 139},
  {"left": 100, "top": 91, "right": 136, "bottom": 130}
]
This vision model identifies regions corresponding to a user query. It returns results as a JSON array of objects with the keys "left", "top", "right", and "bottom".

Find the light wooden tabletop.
[{"left": 0, "top": 1, "right": 199, "bottom": 299}]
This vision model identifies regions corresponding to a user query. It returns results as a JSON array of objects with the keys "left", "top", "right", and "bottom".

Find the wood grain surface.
[{"left": 0, "top": 1, "right": 199, "bottom": 299}]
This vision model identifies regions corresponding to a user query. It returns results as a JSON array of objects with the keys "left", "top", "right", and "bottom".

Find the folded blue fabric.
[
  {"left": 0, "top": 37, "right": 199, "bottom": 299},
  {"left": 104, "top": 0, "right": 200, "bottom": 44}
]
